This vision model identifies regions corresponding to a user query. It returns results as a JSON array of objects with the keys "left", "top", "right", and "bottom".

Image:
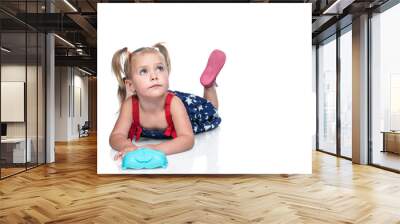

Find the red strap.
[
  {"left": 128, "top": 124, "right": 134, "bottom": 141},
  {"left": 164, "top": 92, "right": 177, "bottom": 138},
  {"left": 128, "top": 96, "right": 142, "bottom": 141},
  {"left": 128, "top": 93, "right": 177, "bottom": 140}
]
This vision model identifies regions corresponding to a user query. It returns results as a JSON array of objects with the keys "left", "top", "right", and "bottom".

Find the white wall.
[
  {"left": 1, "top": 65, "right": 40, "bottom": 138},
  {"left": 1, "top": 64, "right": 46, "bottom": 163},
  {"left": 55, "top": 66, "right": 68, "bottom": 141},
  {"left": 1, "top": 65, "right": 26, "bottom": 131},
  {"left": 55, "top": 67, "right": 89, "bottom": 141},
  {"left": 72, "top": 71, "right": 89, "bottom": 138}
]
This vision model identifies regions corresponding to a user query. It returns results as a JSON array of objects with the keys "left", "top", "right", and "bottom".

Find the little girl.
[{"left": 109, "top": 43, "right": 226, "bottom": 160}]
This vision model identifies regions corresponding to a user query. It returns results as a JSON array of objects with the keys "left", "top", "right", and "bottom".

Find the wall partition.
[{"left": 0, "top": 1, "right": 46, "bottom": 179}]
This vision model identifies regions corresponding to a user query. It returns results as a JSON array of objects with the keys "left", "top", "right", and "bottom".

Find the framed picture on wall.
[{"left": 1, "top": 81, "right": 25, "bottom": 122}]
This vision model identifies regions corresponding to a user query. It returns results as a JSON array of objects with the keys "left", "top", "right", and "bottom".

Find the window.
[
  {"left": 371, "top": 2, "right": 400, "bottom": 171},
  {"left": 340, "top": 27, "right": 352, "bottom": 158},
  {"left": 318, "top": 35, "right": 337, "bottom": 155}
]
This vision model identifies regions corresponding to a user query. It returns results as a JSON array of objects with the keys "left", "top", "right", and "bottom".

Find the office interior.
[{"left": 0, "top": 0, "right": 399, "bottom": 222}]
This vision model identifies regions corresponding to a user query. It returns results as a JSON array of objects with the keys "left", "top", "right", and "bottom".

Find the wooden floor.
[
  {"left": 373, "top": 150, "right": 400, "bottom": 171},
  {"left": 1, "top": 167, "right": 26, "bottom": 178},
  {"left": 1, "top": 135, "right": 400, "bottom": 223},
  {"left": 1, "top": 162, "right": 45, "bottom": 178}
]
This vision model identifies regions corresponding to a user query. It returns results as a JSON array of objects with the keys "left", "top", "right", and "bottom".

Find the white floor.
[
  {"left": 99, "top": 122, "right": 312, "bottom": 174},
  {"left": 109, "top": 129, "right": 224, "bottom": 174}
]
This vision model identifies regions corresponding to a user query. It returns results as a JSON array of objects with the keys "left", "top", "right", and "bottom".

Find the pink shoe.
[{"left": 200, "top": 49, "right": 226, "bottom": 88}]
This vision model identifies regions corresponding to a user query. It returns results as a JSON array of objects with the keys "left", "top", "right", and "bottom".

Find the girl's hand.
[
  {"left": 114, "top": 145, "right": 137, "bottom": 161},
  {"left": 140, "top": 144, "right": 159, "bottom": 150}
]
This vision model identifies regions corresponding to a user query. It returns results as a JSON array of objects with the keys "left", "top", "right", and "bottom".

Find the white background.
[{"left": 97, "top": 3, "right": 312, "bottom": 174}]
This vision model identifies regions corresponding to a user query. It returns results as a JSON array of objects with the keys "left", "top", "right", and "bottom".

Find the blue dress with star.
[{"left": 140, "top": 90, "right": 221, "bottom": 139}]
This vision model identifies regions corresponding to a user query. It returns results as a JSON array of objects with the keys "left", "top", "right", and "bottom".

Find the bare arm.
[
  {"left": 150, "top": 96, "right": 195, "bottom": 155},
  {"left": 109, "top": 97, "right": 138, "bottom": 155}
]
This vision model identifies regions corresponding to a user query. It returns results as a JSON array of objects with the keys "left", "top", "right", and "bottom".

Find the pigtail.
[
  {"left": 112, "top": 47, "right": 129, "bottom": 104},
  {"left": 153, "top": 42, "right": 171, "bottom": 73}
]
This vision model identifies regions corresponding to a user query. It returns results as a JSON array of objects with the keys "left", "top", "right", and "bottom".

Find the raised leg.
[
  {"left": 203, "top": 84, "right": 218, "bottom": 109},
  {"left": 200, "top": 49, "right": 225, "bottom": 109}
]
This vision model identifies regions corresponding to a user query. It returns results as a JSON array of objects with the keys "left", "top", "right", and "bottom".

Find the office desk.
[
  {"left": 1, "top": 138, "right": 32, "bottom": 163},
  {"left": 381, "top": 131, "right": 400, "bottom": 154}
]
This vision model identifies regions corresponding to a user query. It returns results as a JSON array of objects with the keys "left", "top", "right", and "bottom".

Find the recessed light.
[
  {"left": 77, "top": 67, "right": 92, "bottom": 76},
  {"left": 63, "top": 0, "right": 78, "bottom": 12},
  {"left": 1, "top": 47, "right": 11, "bottom": 53},
  {"left": 54, "top": 34, "right": 75, "bottom": 48},
  {"left": 323, "top": 0, "right": 355, "bottom": 15}
]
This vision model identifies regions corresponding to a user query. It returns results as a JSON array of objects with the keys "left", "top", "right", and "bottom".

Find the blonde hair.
[{"left": 111, "top": 42, "right": 171, "bottom": 103}]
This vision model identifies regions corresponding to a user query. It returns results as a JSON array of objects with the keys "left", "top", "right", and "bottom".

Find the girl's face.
[{"left": 126, "top": 51, "right": 169, "bottom": 98}]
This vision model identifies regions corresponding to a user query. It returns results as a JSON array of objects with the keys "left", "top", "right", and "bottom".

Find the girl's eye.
[
  {"left": 139, "top": 69, "right": 147, "bottom": 76},
  {"left": 156, "top": 65, "right": 164, "bottom": 72}
]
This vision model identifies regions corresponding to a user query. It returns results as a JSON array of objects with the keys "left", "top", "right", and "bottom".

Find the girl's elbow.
[
  {"left": 109, "top": 132, "right": 122, "bottom": 148},
  {"left": 178, "top": 134, "right": 194, "bottom": 152},
  {"left": 109, "top": 134, "right": 114, "bottom": 147},
  {"left": 187, "top": 134, "right": 195, "bottom": 150}
]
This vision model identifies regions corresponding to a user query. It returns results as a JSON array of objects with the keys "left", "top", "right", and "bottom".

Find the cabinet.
[{"left": 382, "top": 131, "right": 400, "bottom": 154}]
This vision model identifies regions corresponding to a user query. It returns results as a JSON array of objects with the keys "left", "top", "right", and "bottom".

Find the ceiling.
[{"left": 0, "top": 0, "right": 392, "bottom": 76}]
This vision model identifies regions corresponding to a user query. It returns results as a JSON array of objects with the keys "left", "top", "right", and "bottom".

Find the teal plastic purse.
[{"left": 121, "top": 148, "right": 168, "bottom": 170}]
